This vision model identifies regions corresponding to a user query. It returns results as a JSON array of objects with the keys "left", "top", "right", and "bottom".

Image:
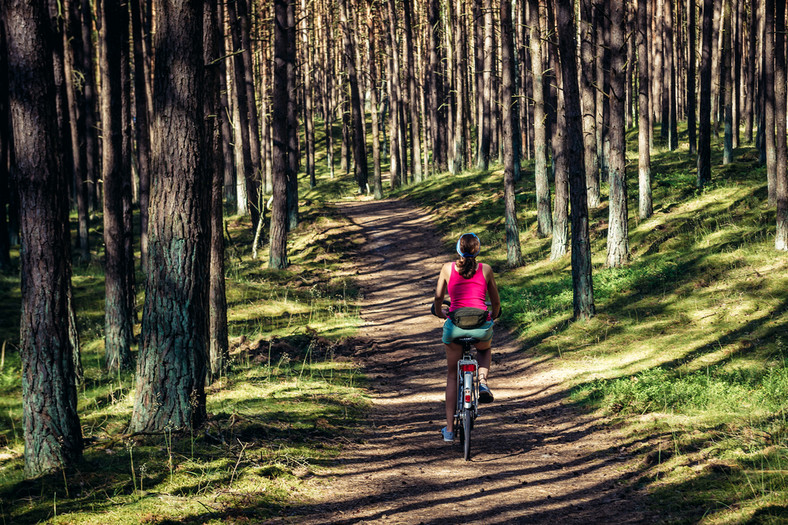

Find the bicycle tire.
[{"left": 463, "top": 409, "right": 472, "bottom": 460}]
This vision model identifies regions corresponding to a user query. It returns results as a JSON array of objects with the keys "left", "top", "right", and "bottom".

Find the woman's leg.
[
  {"left": 445, "top": 342, "right": 462, "bottom": 432},
  {"left": 475, "top": 340, "right": 492, "bottom": 385}
]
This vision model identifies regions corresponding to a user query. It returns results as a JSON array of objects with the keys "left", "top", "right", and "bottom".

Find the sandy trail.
[{"left": 278, "top": 198, "right": 655, "bottom": 524}]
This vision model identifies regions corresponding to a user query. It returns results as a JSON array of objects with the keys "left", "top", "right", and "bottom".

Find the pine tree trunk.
[
  {"left": 597, "top": 0, "right": 611, "bottom": 181},
  {"left": 63, "top": 0, "right": 90, "bottom": 264},
  {"left": 528, "top": 0, "right": 552, "bottom": 238},
  {"left": 227, "top": 0, "right": 261, "bottom": 228},
  {"left": 757, "top": 0, "right": 766, "bottom": 163},
  {"left": 698, "top": 0, "right": 714, "bottom": 187},
  {"left": 101, "top": 0, "right": 134, "bottom": 372},
  {"left": 501, "top": 0, "right": 523, "bottom": 267},
  {"left": 765, "top": 0, "right": 777, "bottom": 203},
  {"left": 733, "top": 0, "right": 742, "bottom": 149},
  {"left": 0, "top": 27, "right": 9, "bottom": 271},
  {"left": 450, "top": 0, "right": 467, "bottom": 175},
  {"left": 130, "top": 0, "right": 209, "bottom": 432},
  {"left": 476, "top": 0, "right": 493, "bottom": 171},
  {"left": 81, "top": 0, "right": 99, "bottom": 213},
  {"left": 607, "top": 0, "right": 630, "bottom": 267},
  {"left": 474, "top": 0, "right": 484, "bottom": 161},
  {"left": 655, "top": 0, "right": 666, "bottom": 134},
  {"left": 712, "top": 0, "right": 723, "bottom": 128},
  {"left": 7, "top": 0, "right": 83, "bottom": 475},
  {"left": 339, "top": 0, "right": 368, "bottom": 193},
  {"left": 323, "top": 0, "right": 335, "bottom": 179},
  {"left": 120, "top": 0, "right": 136, "bottom": 329},
  {"left": 301, "top": 0, "right": 316, "bottom": 189},
  {"left": 286, "top": 0, "right": 300, "bottom": 227},
  {"left": 386, "top": 0, "right": 401, "bottom": 187},
  {"left": 403, "top": 0, "right": 423, "bottom": 181},
  {"left": 745, "top": 0, "right": 757, "bottom": 143},
  {"left": 666, "top": 0, "right": 679, "bottom": 149},
  {"left": 428, "top": 0, "right": 447, "bottom": 171},
  {"left": 580, "top": 0, "right": 600, "bottom": 208},
  {"left": 626, "top": 3, "right": 635, "bottom": 130},
  {"left": 557, "top": 0, "right": 595, "bottom": 320},
  {"left": 688, "top": 0, "right": 697, "bottom": 154},
  {"left": 638, "top": 0, "right": 653, "bottom": 220},
  {"left": 548, "top": 0, "right": 568, "bottom": 261},
  {"left": 723, "top": 0, "right": 734, "bottom": 163},
  {"left": 367, "top": 1, "right": 383, "bottom": 199},
  {"left": 218, "top": 0, "right": 237, "bottom": 212},
  {"left": 131, "top": 0, "right": 152, "bottom": 271},
  {"left": 775, "top": 0, "right": 787, "bottom": 250},
  {"left": 204, "top": 0, "right": 229, "bottom": 380},
  {"left": 270, "top": 0, "right": 290, "bottom": 270}
]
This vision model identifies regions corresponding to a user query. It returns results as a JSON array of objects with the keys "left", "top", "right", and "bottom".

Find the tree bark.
[
  {"left": 131, "top": 0, "right": 152, "bottom": 271},
  {"left": 528, "top": 0, "right": 552, "bottom": 238},
  {"left": 339, "top": 0, "right": 369, "bottom": 193},
  {"left": 775, "top": 0, "right": 787, "bottom": 250},
  {"left": 427, "top": 0, "right": 447, "bottom": 171},
  {"left": 0, "top": 25, "right": 9, "bottom": 271},
  {"left": 501, "top": 0, "right": 523, "bottom": 267},
  {"left": 301, "top": 0, "right": 316, "bottom": 189},
  {"left": 638, "top": 0, "right": 653, "bottom": 220},
  {"left": 765, "top": 0, "right": 777, "bottom": 203},
  {"left": 81, "top": 0, "right": 99, "bottom": 213},
  {"left": 580, "top": 0, "right": 600, "bottom": 208},
  {"left": 665, "top": 0, "right": 679, "bottom": 149},
  {"left": 62, "top": 0, "right": 90, "bottom": 264},
  {"left": 557, "top": 0, "right": 595, "bottom": 320},
  {"left": 218, "top": 0, "right": 237, "bottom": 213},
  {"left": 723, "top": 0, "right": 734, "bottom": 163},
  {"left": 745, "top": 0, "right": 757, "bottom": 143},
  {"left": 100, "top": 0, "right": 134, "bottom": 372},
  {"left": 269, "top": 0, "right": 290, "bottom": 270},
  {"left": 403, "top": 0, "right": 423, "bottom": 181},
  {"left": 655, "top": 0, "right": 666, "bottom": 133},
  {"left": 697, "top": 0, "right": 714, "bottom": 187},
  {"left": 367, "top": 1, "right": 383, "bottom": 199},
  {"left": 476, "top": 0, "right": 493, "bottom": 171},
  {"left": 227, "top": 0, "right": 261, "bottom": 228},
  {"left": 385, "top": 0, "right": 402, "bottom": 186},
  {"left": 130, "top": 0, "right": 209, "bottom": 432},
  {"left": 548, "top": 0, "right": 568, "bottom": 261},
  {"left": 204, "top": 0, "right": 229, "bottom": 380},
  {"left": 7, "top": 0, "right": 83, "bottom": 476},
  {"left": 688, "top": 0, "right": 697, "bottom": 154},
  {"left": 607, "top": 0, "right": 630, "bottom": 267},
  {"left": 450, "top": 0, "right": 467, "bottom": 175},
  {"left": 286, "top": 0, "right": 299, "bottom": 228}
]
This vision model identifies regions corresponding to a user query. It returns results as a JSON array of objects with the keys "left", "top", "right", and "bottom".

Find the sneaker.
[
  {"left": 478, "top": 383, "right": 494, "bottom": 403},
  {"left": 441, "top": 427, "right": 454, "bottom": 442}
]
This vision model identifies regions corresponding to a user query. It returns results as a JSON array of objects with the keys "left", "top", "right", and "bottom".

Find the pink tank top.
[{"left": 448, "top": 263, "right": 488, "bottom": 313}]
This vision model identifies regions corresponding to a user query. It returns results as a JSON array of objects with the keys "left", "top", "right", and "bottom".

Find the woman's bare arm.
[{"left": 433, "top": 263, "right": 450, "bottom": 318}]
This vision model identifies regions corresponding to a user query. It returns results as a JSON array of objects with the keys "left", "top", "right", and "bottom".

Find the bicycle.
[
  {"left": 432, "top": 301, "right": 498, "bottom": 461},
  {"left": 454, "top": 335, "right": 480, "bottom": 461}
]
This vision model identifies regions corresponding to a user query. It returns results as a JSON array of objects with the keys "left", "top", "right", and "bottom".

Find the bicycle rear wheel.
[{"left": 463, "top": 410, "right": 472, "bottom": 460}]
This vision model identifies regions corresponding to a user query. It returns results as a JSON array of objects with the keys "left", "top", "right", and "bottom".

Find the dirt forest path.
[{"left": 281, "top": 198, "right": 657, "bottom": 524}]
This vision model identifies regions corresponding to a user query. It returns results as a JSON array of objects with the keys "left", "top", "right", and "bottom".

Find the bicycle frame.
[{"left": 454, "top": 338, "right": 479, "bottom": 460}]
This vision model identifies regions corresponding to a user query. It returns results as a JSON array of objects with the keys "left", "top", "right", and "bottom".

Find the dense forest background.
[{"left": 1, "top": 0, "right": 788, "bottom": 521}]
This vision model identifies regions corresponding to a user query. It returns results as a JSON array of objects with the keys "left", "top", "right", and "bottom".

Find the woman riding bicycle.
[{"left": 433, "top": 232, "right": 501, "bottom": 442}]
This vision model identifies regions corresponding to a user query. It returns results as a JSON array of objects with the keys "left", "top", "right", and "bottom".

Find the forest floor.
[{"left": 272, "top": 198, "right": 658, "bottom": 524}]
